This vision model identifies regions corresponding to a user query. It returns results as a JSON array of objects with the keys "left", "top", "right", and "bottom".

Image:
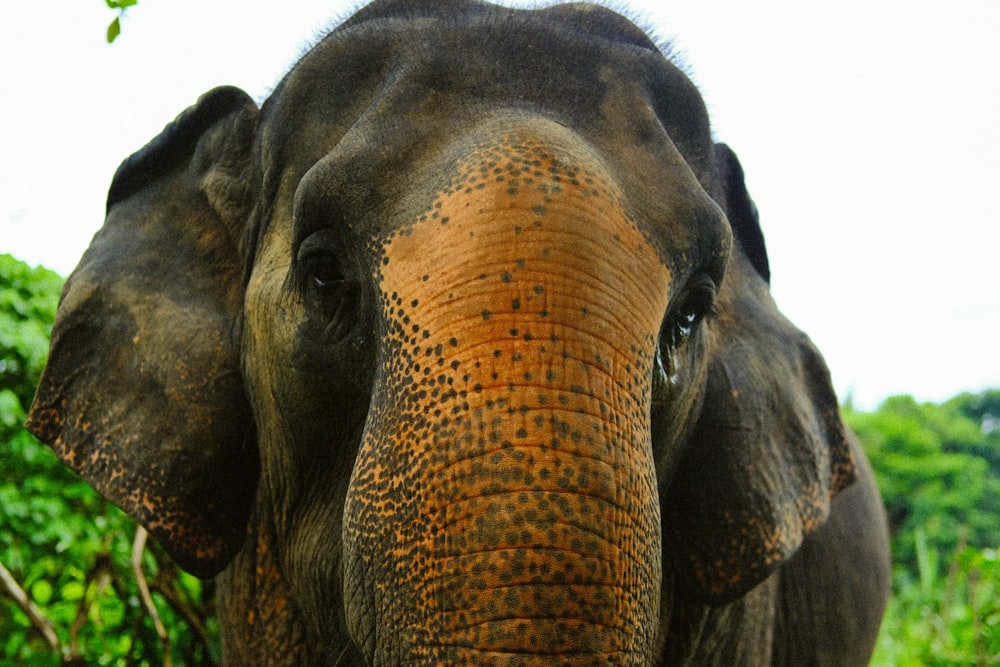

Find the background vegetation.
[
  {"left": 1, "top": 252, "right": 997, "bottom": 663},
  {"left": 847, "top": 392, "right": 1000, "bottom": 665}
]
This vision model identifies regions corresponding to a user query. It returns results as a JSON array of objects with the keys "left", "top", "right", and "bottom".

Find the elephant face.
[{"left": 28, "top": 1, "right": 856, "bottom": 663}]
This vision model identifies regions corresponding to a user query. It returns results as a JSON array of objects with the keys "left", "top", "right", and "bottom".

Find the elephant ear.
[
  {"left": 26, "top": 87, "right": 260, "bottom": 578},
  {"left": 664, "top": 143, "right": 855, "bottom": 603},
  {"left": 714, "top": 143, "right": 770, "bottom": 284}
]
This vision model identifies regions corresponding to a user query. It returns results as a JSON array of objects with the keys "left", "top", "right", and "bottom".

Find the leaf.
[
  {"left": 107, "top": 17, "right": 121, "bottom": 44},
  {"left": 0, "top": 389, "right": 23, "bottom": 429},
  {"left": 60, "top": 581, "right": 85, "bottom": 602},
  {"left": 30, "top": 579, "right": 53, "bottom": 605}
]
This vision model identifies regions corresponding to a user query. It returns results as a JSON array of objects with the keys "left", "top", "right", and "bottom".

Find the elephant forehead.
[
  {"left": 376, "top": 128, "right": 672, "bottom": 349},
  {"left": 260, "top": 1, "right": 718, "bottom": 226}
]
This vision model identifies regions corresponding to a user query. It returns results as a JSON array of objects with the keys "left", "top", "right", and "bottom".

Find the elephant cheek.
[{"left": 341, "top": 131, "right": 671, "bottom": 664}]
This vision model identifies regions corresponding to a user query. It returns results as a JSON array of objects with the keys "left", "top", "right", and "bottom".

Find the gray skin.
[{"left": 27, "top": 0, "right": 890, "bottom": 664}]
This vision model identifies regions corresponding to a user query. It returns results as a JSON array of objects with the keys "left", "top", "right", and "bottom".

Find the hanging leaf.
[{"left": 106, "top": 16, "right": 121, "bottom": 43}]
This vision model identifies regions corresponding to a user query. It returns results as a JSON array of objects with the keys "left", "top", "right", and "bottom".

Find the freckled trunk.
[{"left": 343, "top": 128, "right": 671, "bottom": 664}]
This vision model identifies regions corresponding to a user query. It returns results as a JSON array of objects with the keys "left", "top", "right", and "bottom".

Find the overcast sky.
[{"left": 2, "top": 1, "right": 997, "bottom": 409}]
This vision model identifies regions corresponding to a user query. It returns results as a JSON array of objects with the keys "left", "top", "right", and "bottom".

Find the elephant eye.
[
  {"left": 663, "top": 278, "right": 716, "bottom": 349},
  {"left": 670, "top": 311, "right": 698, "bottom": 345},
  {"left": 299, "top": 251, "right": 346, "bottom": 290},
  {"left": 297, "top": 228, "right": 349, "bottom": 291},
  {"left": 298, "top": 249, "right": 363, "bottom": 326},
  {"left": 312, "top": 261, "right": 345, "bottom": 288},
  {"left": 663, "top": 314, "right": 693, "bottom": 351}
]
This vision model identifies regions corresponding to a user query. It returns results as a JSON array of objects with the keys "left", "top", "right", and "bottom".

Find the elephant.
[{"left": 26, "top": 0, "right": 890, "bottom": 664}]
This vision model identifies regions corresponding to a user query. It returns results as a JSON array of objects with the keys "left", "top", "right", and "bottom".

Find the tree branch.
[
  {"left": 132, "top": 527, "right": 172, "bottom": 667},
  {"left": 0, "top": 557, "right": 61, "bottom": 653},
  {"left": 150, "top": 572, "right": 215, "bottom": 662},
  {"left": 69, "top": 554, "right": 113, "bottom": 659}
]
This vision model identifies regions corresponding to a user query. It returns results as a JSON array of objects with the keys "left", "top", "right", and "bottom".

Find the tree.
[{"left": 845, "top": 393, "right": 1000, "bottom": 575}]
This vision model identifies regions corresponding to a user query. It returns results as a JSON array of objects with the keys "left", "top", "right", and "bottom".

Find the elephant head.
[{"left": 28, "top": 1, "right": 868, "bottom": 663}]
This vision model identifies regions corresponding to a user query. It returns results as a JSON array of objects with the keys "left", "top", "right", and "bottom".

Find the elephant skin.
[{"left": 27, "top": 0, "right": 890, "bottom": 664}]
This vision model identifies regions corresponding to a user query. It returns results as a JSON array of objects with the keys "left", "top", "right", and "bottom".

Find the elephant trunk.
[{"left": 343, "top": 125, "right": 671, "bottom": 664}]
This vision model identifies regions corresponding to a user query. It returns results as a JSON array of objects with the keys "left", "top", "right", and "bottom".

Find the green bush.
[
  {"left": 872, "top": 536, "right": 999, "bottom": 666},
  {"left": 845, "top": 393, "right": 1000, "bottom": 575},
  {"left": 847, "top": 392, "right": 1000, "bottom": 665}
]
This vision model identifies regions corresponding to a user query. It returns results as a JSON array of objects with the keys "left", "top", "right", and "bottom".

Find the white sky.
[{"left": 1, "top": 1, "right": 998, "bottom": 409}]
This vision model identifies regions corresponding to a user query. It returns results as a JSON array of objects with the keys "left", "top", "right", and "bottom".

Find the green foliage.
[
  {"left": 104, "top": 0, "right": 138, "bottom": 43},
  {"left": 845, "top": 393, "right": 1000, "bottom": 575},
  {"left": 0, "top": 255, "right": 216, "bottom": 665},
  {"left": 872, "top": 536, "right": 1000, "bottom": 666},
  {"left": 847, "top": 392, "right": 1000, "bottom": 665},
  {"left": 0, "top": 254, "right": 61, "bottom": 418}
]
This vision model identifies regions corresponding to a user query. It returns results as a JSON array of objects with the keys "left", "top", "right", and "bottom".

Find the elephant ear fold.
[
  {"left": 663, "top": 144, "right": 855, "bottom": 604},
  {"left": 26, "top": 87, "right": 260, "bottom": 578}
]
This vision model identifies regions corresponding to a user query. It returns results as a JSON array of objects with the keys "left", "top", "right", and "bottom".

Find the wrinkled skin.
[{"left": 27, "top": 1, "right": 890, "bottom": 664}]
